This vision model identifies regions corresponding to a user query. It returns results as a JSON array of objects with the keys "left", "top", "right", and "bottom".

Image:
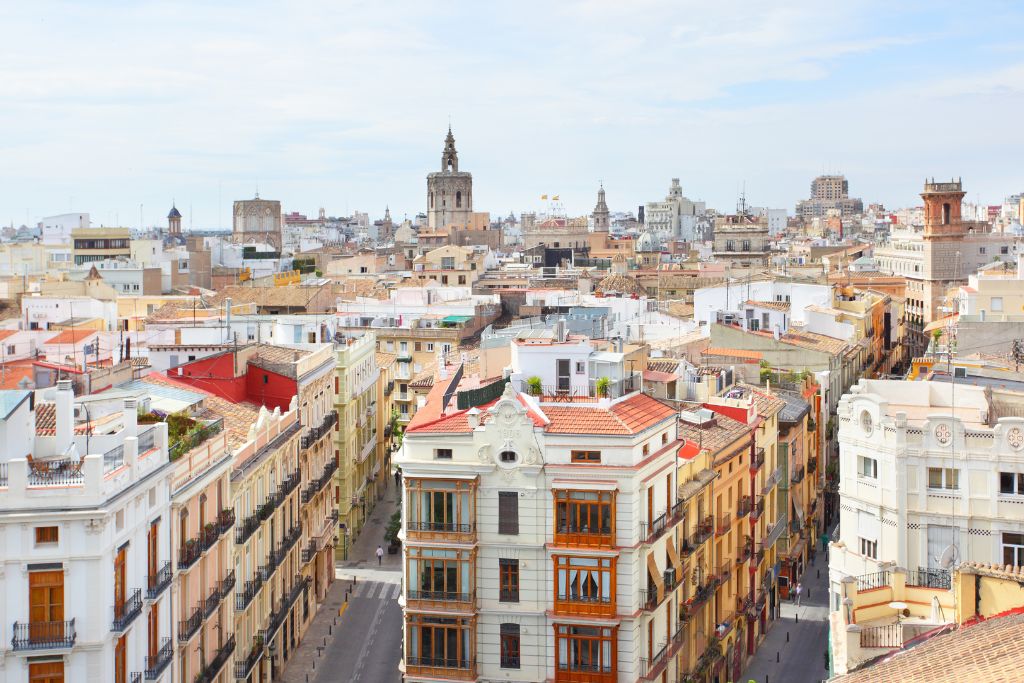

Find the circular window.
[{"left": 860, "top": 410, "right": 873, "bottom": 436}]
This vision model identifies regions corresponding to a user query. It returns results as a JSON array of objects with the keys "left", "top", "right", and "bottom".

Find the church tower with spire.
[
  {"left": 427, "top": 127, "right": 473, "bottom": 230},
  {"left": 592, "top": 184, "right": 610, "bottom": 232}
]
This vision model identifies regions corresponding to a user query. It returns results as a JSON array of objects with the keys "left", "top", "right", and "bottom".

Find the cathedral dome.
[{"left": 635, "top": 230, "right": 659, "bottom": 252}]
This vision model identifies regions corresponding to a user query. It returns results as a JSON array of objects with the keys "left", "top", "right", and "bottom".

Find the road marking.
[{"left": 352, "top": 587, "right": 389, "bottom": 681}]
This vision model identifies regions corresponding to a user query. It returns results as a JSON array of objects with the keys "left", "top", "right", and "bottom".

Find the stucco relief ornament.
[
  {"left": 524, "top": 444, "right": 540, "bottom": 466},
  {"left": 477, "top": 445, "right": 491, "bottom": 463},
  {"left": 935, "top": 423, "right": 952, "bottom": 446},
  {"left": 1008, "top": 427, "right": 1024, "bottom": 450}
]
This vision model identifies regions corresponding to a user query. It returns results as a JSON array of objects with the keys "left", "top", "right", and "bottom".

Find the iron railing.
[
  {"left": 907, "top": 567, "right": 951, "bottom": 590},
  {"left": 145, "top": 637, "right": 172, "bottom": 680},
  {"left": 146, "top": 561, "right": 172, "bottom": 600},
  {"left": 178, "top": 606, "right": 202, "bottom": 642},
  {"left": 112, "top": 588, "right": 143, "bottom": 631},
  {"left": 236, "top": 577, "right": 263, "bottom": 612},
  {"left": 856, "top": 571, "right": 892, "bottom": 591},
  {"left": 195, "top": 635, "right": 236, "bottom": 683},
  {"left": 217, "top": 508, "right": 235, "bottom": 535},
  {"left": 220, "top": 570, "right": 236, "bottom": 598},
  {"left": 26, "top": 458, "right": 84, "bottom": 486},
  {"left": 301, "top": 410, "right": 339, "bottom": 449},
  {"left": 235, "top": 632, "right": 266, "bottom": 680},
  {"left": 11, "top": 619, "right": 76, "bottom": 650},
  {"left": 169, "top": 418, "right": 223, "bottom": 461}
]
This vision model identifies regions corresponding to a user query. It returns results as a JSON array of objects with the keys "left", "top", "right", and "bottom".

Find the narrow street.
[
  {"left": 282, "top": 481, "right": 403, "bottom": 683},
  {"left": 740, "top": 538, "right": 833, "bottom": 683}
]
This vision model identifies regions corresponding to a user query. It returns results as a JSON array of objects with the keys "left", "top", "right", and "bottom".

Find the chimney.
[
  {"left": 555, "top": 318, "right": 566, "bottom": 342},
  {"left": 55, "top": 379, "right": 75, "bottom": 456},
  {"left": 123, "top": 397, "right": 138, "bottom": 438},
  {"left": 224, "top": 297, "right": 232, "bottom": 338}
]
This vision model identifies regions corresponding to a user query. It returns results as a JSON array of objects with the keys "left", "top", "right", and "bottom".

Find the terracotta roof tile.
[
  {"left": 704, "top": 347, "right": 763, "bottom": 361},
  {"left": 834, "top": 610, "right": 1024, "bottom": 683},
  {"left": 45, "top": 329, "right": 98, "bottom": 345},
  {"left": 746, "top": 299, "right": 790, "bottom": 312},
  {"left": 545, "top": 393, "right": 676, "bottom": 435}
]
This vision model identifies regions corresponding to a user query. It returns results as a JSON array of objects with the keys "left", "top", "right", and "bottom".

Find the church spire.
[{"left": 442, "top": 127, "right": 459, "bottom": 172}]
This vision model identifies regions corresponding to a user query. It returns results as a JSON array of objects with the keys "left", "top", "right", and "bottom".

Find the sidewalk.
[
  {"left": 279, "top": 578, "right": 352, "bottom": 683},
  {"left": 740, "top": 544, "right": 832, "bottom": 683},
  {"left": 339, "top": 480, "right": 402, "bottom": 576}
]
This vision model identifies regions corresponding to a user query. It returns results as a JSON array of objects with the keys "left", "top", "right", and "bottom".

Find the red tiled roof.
[
  {"left": 545, "top": 393, "right": 677, "bottom": 435},
  {"left": 407, "top": 392, "right": 547, "bottom": 434},
  {"left": 643, "top": 369, "right": 677, "bottom": 383},
  {"left": 704, "top": 347, "right": 763, "bottom": 361},
  {"left": 0, "top": 329, "right": 17, "bottom": 342},
  {"left": 46, "top": 329, "right": 99, "bottom": 345}
]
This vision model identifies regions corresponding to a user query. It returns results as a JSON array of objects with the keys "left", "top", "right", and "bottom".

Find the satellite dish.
[{"left": 939, "top": 544, "right": 960, "bottom": 569}]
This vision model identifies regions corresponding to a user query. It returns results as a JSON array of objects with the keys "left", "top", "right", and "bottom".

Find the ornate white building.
[
  {"left": 396, "top": 374, "right": 688, "bottom": 683},
  {"left": 829, "top": 378, "right": 1024, "bottom": 610}
]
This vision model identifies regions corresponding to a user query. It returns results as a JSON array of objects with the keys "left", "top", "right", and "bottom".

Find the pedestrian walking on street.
[
  {"left": 376, "top": 545, "right": 384, "bottom": 566},
  {"left": 795, "top": 582, "right": 803, "bottom": 606},
  {"left": 394, "top": 469, "right": 401, "bottom": 488}
]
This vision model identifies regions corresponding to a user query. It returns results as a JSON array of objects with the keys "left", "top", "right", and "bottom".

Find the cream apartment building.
[{"left": 829, "top": 378, "right": 1024, "bottom": 610}]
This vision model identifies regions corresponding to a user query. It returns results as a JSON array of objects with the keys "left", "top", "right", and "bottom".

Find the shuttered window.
[{"left": 498, "top": 492, "right": 519, "bottom": 535}]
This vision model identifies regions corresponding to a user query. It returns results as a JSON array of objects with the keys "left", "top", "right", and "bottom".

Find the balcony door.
[
  {"left": 114, "top": 545, "right": 126, "bottom": 620},
  {"left": 556, "top": 359, "right": 571, "bottom": 392},
  {"left": 148, "top": 520, "right": 159, "bottom": 584},
  {"left": 115, "top": 634, "right": 126, "bottom": 683},
  {"left": 29, "top": 662, "right": 64, "bottom": 683},
  {"left": 29, "top": 570, "right": 64, "bottom": 641}
]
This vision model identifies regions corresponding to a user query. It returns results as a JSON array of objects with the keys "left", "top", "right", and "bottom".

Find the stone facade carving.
[{"left": 427, "top": 128, "right": 473, "bottom": 230}]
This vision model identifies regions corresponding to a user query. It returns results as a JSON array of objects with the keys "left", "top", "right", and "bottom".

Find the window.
[
  {"left": 661, "top": 433, "right": 668, "bottom": 445},
  {"left": 406, "top": 479, "right": 475, "bottom": 534},
  {"left": 400, "top": 404, "right": 409, "bottom": 415},
  {"left": 571, "top": 450, "right": 601, "bottom": 463},
  {"left": 498, "top": 492, "right": 519, "bottom": 534},
  {"left": 979, "top": 246, "right": 987, "bottom": 255},
  {"left": 556, "top": 624, "right": 616, "bottom": 676},
  {"left": 499, "top": 559, "right": 519, "bottom": 602},
  {"left": 1000, "top": 472, "right": 1024, "bottom": 495},
  {"left": 29, "top": 662, "right": 64, "bottom": 683},
  {"left": 35, "top": 526, "right": 59, "bottom": 544},
  {"left": 555, "top": 555, "right": 614, "bottom": 608},
  {"left": 1001, "top": 246, "right": 1010, "bottom": 255},
  {"left": 407, "top": 547, "right": 473, "bottom": 600},
  {"left": 1004, "top": 533, "right": 1024, "bottom": 566},
  {"left": 859, "top": 537, "right": 878, "bottom": 559},
  {"left": 406, "top": 614, "right": 472, "bottom": 671},
  {"left": 927, "top": 467, "right": 959, "bottom": 490},
  {"left": 575, "top": 361, "right": 585, "bottom": 374},
  {"left": 991, "top": 297, "right": 1004, "bottom": 312},
  {"left": 642, "top": 443, "right": 650, "bottom": 457},
  {"left": 500, "top": 623, "right": 521, "bottom": 669},
  {"left": 6, "top": 344, "right": 14, "bottom": 355},
  {"left": 435, "top": 449, "right": 452, "bottom": 460},
  {"left": 858, "top": 456, "right": 878, "bottom": 479},
  {"left": 554, "top": 490, "right": 614, "bottom": 545},
  {"left": 426, "top": 343, "right": 434, "bottom": 352},
  {"left": 415, "top": 342, "right": 421, "bottom": 352},
  {"left": 499, "top": 450, "right": 517, "bottom": 463}
]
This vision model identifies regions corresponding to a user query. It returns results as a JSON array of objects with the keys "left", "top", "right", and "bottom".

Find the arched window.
[
  {"left": 942, "top": 202, "right": 951, "bottom": 225},
  {"left": 456, "top": 191, "right": 462, "bottom": 208}
]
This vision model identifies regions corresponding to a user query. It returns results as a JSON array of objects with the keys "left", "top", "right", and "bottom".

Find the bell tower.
[
  {"left": 426, "top": 127, "right": 473, "bottom": 230},
  {"left": 167, "top": 204, "right": 182, "bottom": 236},
  {"left": 922, "top": 178, "right": 966, "bottom": 238},
  {"left": 592, "top": 183, "right": 610, "bottom": 232}
]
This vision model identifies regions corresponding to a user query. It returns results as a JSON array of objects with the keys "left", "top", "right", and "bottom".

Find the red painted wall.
[
  {"left": 705, "top": 402, "right": 750, "bottom": 425},
  {"left": 171, "top": 352, "right": 297, "bottom": 410},
  {"left": 244, "top": 366, "right": 296, "bottom": 412},
  {"left": 172, "top": 353, "right": 249, "bottom": 403}
]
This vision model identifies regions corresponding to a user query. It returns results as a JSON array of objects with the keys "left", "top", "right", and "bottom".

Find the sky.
[{"left": 2, "top": 0, "right": 1024, "bottom": 230}]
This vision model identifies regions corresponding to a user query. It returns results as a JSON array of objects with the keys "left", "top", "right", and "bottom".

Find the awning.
[
  {"left": 924, "top": 314, "right": 959, "bottom": 333},
  {"left": 791, "top": 487, "right": 805, "bottom": 528},
  {"left": 786, "top": 537, "right": 806, "bottom": 560},
  {"left": 646, "top": 553, "right": 665, "bottom": 603},
  {"left": 441, "top": 315, "right": 472, "bottom": 324},
  {"left": 666, "top": 537, "right": 684, "bottom": 578},
  {"left": 679, "top": 468, "right": 717, "bottom": 501}
]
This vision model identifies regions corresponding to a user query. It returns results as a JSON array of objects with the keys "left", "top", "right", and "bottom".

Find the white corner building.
[{"left": 829, "top": 378, "right": 1024, "bottom": 609}]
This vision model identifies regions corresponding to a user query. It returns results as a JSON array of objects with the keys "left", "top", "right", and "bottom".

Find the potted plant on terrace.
[
  {"left": 526, "top": 376, "right": 542, "bottom": 396},
  {"left": 596, "top": 376, "right": 611, "bottom": 398}
]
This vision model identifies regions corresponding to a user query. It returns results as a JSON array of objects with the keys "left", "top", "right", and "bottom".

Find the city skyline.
[{"left": 2, "top": 0, "right": 1023, "bottom": 228}]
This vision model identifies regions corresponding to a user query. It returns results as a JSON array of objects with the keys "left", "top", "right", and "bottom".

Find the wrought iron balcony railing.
[
  {"left": 112, "top": 588, "right": 143, "bottom": 631},
  {"left": 146, "top": 561, "right": 172, "bottom": 600},
  {"left": 11, "top": 619, "right": 76, "bottom": 650}
]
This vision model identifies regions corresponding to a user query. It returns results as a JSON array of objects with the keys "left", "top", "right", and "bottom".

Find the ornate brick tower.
[
  {"left": 427, "top": 127, "right": 473, "bottom": 230},
  {"left": 167, "top": 204, "right": 182, "bottom": 235},
  {"left": 922, "top": 178, "right": 966, "bottom": 238},
  {"left": 592, "top": 183, "right": 610, "bottom": 232}
]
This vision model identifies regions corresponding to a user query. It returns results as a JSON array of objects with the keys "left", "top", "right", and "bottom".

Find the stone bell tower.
[
  {"left": 922, "top": 178, "right": 967, "bottom": 238},
  {"left": 427, "top": 127, "right": 473, "bottom": 230}
]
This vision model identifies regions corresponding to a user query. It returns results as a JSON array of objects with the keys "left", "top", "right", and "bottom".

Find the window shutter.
[{"left": 498, "top": 492, "right": 519, "bottom": 535}]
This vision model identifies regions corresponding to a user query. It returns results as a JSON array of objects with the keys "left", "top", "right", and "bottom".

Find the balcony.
[
  {"left": 301, "top": 410, "right": 339, "bottom": 449},
  {"left": 519, "top": 372, "right": 642, "bottom": 403},
  {"left": 791, "top": 468, "right": 805, "bottom": 485},
  {"left": 736, "top": 536, "right": 753, "bottom": 564},
  {"left": 203, "top": 586, "right": 221, "bottom": 619},
  {"left": 716, "top": 513, "right": 731, "bottom": 537},
  {"left": 268, "top": 575, "right": 310, "bottom": 640},
  {"left": 236, "top": 576, "right": 263, "bottom": 612},
  {"left": 146, "top": 561, "right": 172, "bottom": 600},
  {"left": 554, "top": 523, "right": 614, "bottom": 549},
  {"left": 553, "top": 592, "right": 615, "bottom": 617},
  {"left": 642, "top": 500, "right": 684, "bottom": 544},
  {"left": 278, "top": 469, "right": 302, "bottom": 500},
  {"left": 406, "top": 657, "right": 477, "bottom": 681},
  {"left": 687, "top": 515, "right": 714, "bottom": 549},
  {"left": 199, "top": 523, "right": 219, "bottom": 553},
  {"left": 145, "top": 637, "right": 172, "bottom": 680},
  {"left": 807, "top": 456, "right": 818, "bottom": 474},
  {"left": 235, "top": 631, "right": 266, "bottom": 680},
  {"left": 408, "top": 520, "right": 478, "bottom": 544},
  {"left": 737, "top": 595, "right": 755, "bottom": 618},
  {"left": 754, "top": 542, "right": 766, "bottom": 566},
  {"left": 302, "top": 458, "right": 338, "bottom": 504},
  {"left": 178, "top": 605, "right": 202, "bottom": 642},
  {"left": 169, "top": 417, "right": 223, "bottom": 462},
  {"left": 750, "top": 447, "right": 765, "bottom": 472},
  {"left": 11, "top": 619, "right": 76, "bottom": 650},
  {"left": 736, "top": 495, "right": 752, "bottom": 518},
  {"left": 301, "top": 539, "right": 318, "bottom": 564},
  {"left": 641, "top": 619, "right": 685, "bottom": 680},
  {"left": 718, "top": 562, "right": 732, "bottom": 584},
  {"left": 220, "top": 570, "right": 236, "bottom": 598},
  {"left": 177, "top": 537, "right": 202, "bottom": 571},
  {"left": 195, "top": 635, "right": 235, "bottom": 683},
  {"left": 407, "top": 589, "right": 476, "bottom": 612},
  {"left": 235, "top": 510, "right": 261, "bottom": 545},
  {"left": 130, "top": 672, "right": 141, "bottom": 683},
  {"left": 750, "top": 497, "right": 765, "bottom": 521},
  {"left": 217, "top": 508, "right": 235, "bottom": 535},
  {"left": 112, "top": 588, "right": 143, "bottom": 631},
  {"left": 683, "top": 581, "right": 717, "bottom": 617}
]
